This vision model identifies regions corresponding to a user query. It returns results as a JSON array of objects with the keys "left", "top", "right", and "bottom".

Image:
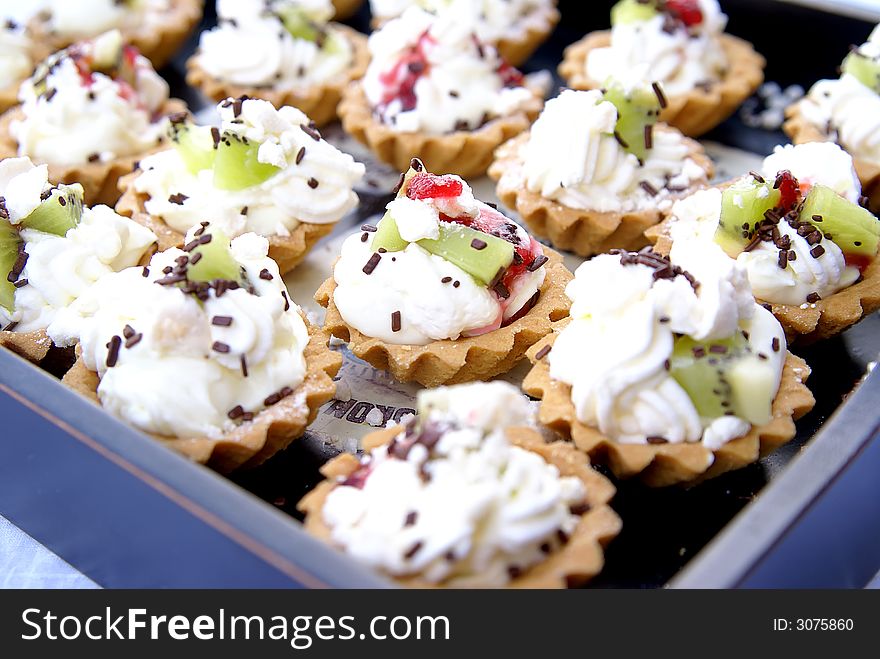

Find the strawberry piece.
[
  {"left": 775, "top": 170, "right": 801, "bottom": 211},
  {"left": 379, "top": 30, "right": 434, "bottom": 113},
  {"left": 845, "top": 252, "right": 873, "bottom": 273},
  {"left": 405, "top": 173, "right": 464, "bottom": 200},
  {"left": 497, "top": 61, "right": 525, "bottom": 88},
  {"left": 665, "top": 0, "right": 703, "bottom": 27}
]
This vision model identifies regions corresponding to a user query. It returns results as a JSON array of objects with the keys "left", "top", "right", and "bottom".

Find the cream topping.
[
  {"left": 50, "top": 230, "right": 310, "bottom": 439},
  {"left": 520, "top": 89, "right": 709, "bottom": 213},
  {"left": 586, "top": 0, "right": 728, "bottom": 97},
  {"left": 321, "top": 381, "right": 587, "bottom": 587},
  {"left": 134, "top": 98, "right": 364, "bottom": 238},
  {"left": 37, "top": 0, "right": 172, "bottom": 40},
  {"left": 196, "top": 0, "right": 354, "bottom": 90},
  {"left": 0, "top": 158, "right": 157, "bottom": 333},
  {"left": 362, "top": 7, "right": 534, "bottom": 134},
  {"left": 0, "top": 21, "right": 33, "bottom": 90},
  {"left": 11, "top": 30, "right": 171, "bottom": 166}
]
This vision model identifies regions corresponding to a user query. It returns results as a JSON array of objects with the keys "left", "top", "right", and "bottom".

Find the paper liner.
[
  {"left": 332, "top": 0, "right": 365, "bottom": 20},
  {"left": 0, "top": 329, "right": 53, "bottom": 364},
  {"left": 61, "top": 321, "right": 342, "bottom": 473},
  {"left": 338, "top": 83, "right": 544, "bottom": 179},
  {"left": 647, "top": 215, "right": 880, "bottom": 344},
  {"left": 784, "top": 101, "right": 880, "bottom": 215},
  {"left": 186, "top": 25, "right": 369, "bottom": 128},
  {"left": 522, "top": 327, "right": 816, "bottom": 487},
  {"left": 315, "top": 249, "right": 572, "bottom": 387},
  {"left": 298, "top": 424, "right": 621, "bottom": 588},
  {"left": 558, "top": 32, "right": 765, "bottom": 138},
  {"left": 0, "top": 99, "right": 189, "bottom": 207},
  {"left": 489, "top": 129, "right": 715, "bottom": 257},
  {"left": 27, "top": 0, "right": 204, "bottom": 69},
  {"left": 116, "top": 170, "right": 336, "bottom": 274}
]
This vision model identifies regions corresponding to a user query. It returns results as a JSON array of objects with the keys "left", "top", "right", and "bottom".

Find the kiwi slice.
[
  {"left": 0, "top": 222, "right": 22, "bottom": 313},
  {"left": 670, "top": 333, "right": 776, "bottom": 427},
  {"left": 275, "top": 5, "right": 322, "bottom": 42},
  {"left": 371, "top": 212, "right": 409, "bottom": 253},
  {"left": 418, "top": 223, "right": 515, "bottom": 287},
  {"left": 611, "top": 0, "right": 659, "bottom": 25},
  {"left": 798, "top": 184, "right": 880, "bottom": 258},
  {"left": 602, "top": 79, "right": 661, "bottom": 161},
  {"left": 90, "top": 30, "right": 124, "bottom": 74},
  {"left": 187, "top": 229, "right": 243, "bottom": 284},
  {"left": 170, "top": 122, "right": 216, "bottom": 175},
  {"left": 20, "top": 184, "right": 84, "bottom": 236},
  {"left": 212, "top": 131, "right": 281, "bottom": 191},
  {"left": 714, "top": 178, "right": 782, "bottom": 257},
  {"left": 842, "top": 51, "right": 880, "bottom": 94}
]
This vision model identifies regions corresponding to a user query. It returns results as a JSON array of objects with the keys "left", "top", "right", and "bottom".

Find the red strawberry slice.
[
  {"left": 775, "top": 170, "right": 801, "bottom": 212},
  {"left": 665, "top": 0, "right": 704, "bottom": 27},
  {"left": 405, "top": 173, "right": 464, "bottom": 200}
]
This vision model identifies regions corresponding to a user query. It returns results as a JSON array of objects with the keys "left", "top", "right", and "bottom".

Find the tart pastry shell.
[
  {"left": 647, "top": 217, "right": 880, "bottom": 344},
  {"left": 297, "top": 424, "right": 622, "bottom": 588},
  {"left": 186, "top": 25, "right": 369, "bottom": 128},
  {"left": 0, "top": 99, "right": 189, "bottom": 208},
  {"left": 61, "top": 320, "right": 342, "bottom": 473},
  {"left": 116, "top": 170, "right": 334, "bottom": 274},
  {"left": 489, "top": 129, "right": 715, "bottom": 257},
  {"left": 315, "top": 248, "right": 572, "bottom": 387},
  {"left": 27, "top": 0, "right": 204, "bottom": 69},
  {"left": 337, "top": 83, "right": 544, "bottom": 179},
  {"left": 332, "top": 0, "right": 365, "bottom": 21},
  {"left": 558, "top": 31, "right": 765, "bottom": 138},
  {"left": 522, "top": 326, "right": 816, "bottom": 487},
  {"left": 0, "top": 329, "right": 53, "bottom": 364},
  {"left": 784, "top": 101, "right": 880, "bottom": 215}
]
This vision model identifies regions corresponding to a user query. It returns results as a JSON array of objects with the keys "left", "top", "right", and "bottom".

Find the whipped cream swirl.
[
  {"left": 196, "top": 0, "right": 354, "bottom": 90},
  {"left": 370, "top": 0, "right": 556, "bottom": 44},
  {"left": 11, "top": 30, "right": 171, "bottom": 166},
  {"left": 134, "top": 98, "right": 365, "bottom": 238},
  {"left": 0, "top": 158, "right": 157, "bottom": 333},
  {"left": 669, "top": 142, "right": 863, "bottom": 305},
  {"left": 800, "top": 24, "right": 880, "bottom": 166},
  {"left": 586, "top": 0, "right": 728, "bottom": 97},
  {"left": 520, "top": 89, "right": 709, "bottom": 213},
  {"left": 51, "top": 230, "right": 310, "bottom": 439},
  {"left": 30, "top": 0, "right": 172, "bottom": 41},
  {"left": 332, "top": 175, "right": 546, "bottom": 345},
  {"left": 548, "top": 249, "right": 785, "bottom": 449},
  {"left": 362, "top": 7, "right": 535, "bottom": 134},
  {"left": 0, "top": 20, "right": 33, "bottom": 90},
  {"left": 321, "top": 381, "right": 587, "bottom": 587}
]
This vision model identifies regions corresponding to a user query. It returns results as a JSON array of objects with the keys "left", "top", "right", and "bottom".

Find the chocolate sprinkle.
[
  {"left": 168, "top": 192, "right": 188, "bottom": 205},
  {"left": 805, "top": 292, "right": 821, "bottom": 304},
  {"left": 106, "top": 336, "right": 121, "bottom": 368},
  {"left": 212, "top": 341, "right": 230, "bottom": 353},
  {"left": 301, "top": 123, "right": 322, "bottom": 141},
  {"left": 404, "top": 541, "right": 423, "bottom": 560},
  {"left": 527, "top": 254, "right": 549, "bottom": 272},
  {"left": 652, "top": 81, "right": 668, "bottom": 108},
  {"left": 296, "top": 146, "right": 306, "bottom": 164},
  {"left": 363, "top": 252, "right": 382, "bottom": 275},
  {"left": 410, "top": 158, "right": 424, "bottom": 172},
  {"left": 259, "top": 268, "right": 273, "bottom": 280},
  {"left": 228, "top": 405, "right": 245, "bottom": 420},
  {"left": 125, "top": 333, "right": 143, "bottom": 349},
  {"left": 391, "top": 310, "right": 402, "bottom": 332},
  {"left": 404, "top": 511, "right": 418, "bottom": 527},
  {"left": 240, "top": 355, "right": 249, "bottom": 378},
  {"left": 647, "top": 436, "right": 668, "bottom": 445},
  {"left": 307, "top": 177, "right": 319, "bottom": 189},
  {"left": 123, "top": 325, "right": 135, "bottom": 339},
  {"left": 210, "top": 127, "right": 221, "bottom": 149},
  {"left": 441, "top": 276, "right": 453, "bottom": 284},
  {"left": 212, "top": 316, "right": 233, "bottom": 327},
  {"left": 470, "top": 238, "right": 487, "bottom": 250},
  {"left": 810, "top": 245, "right": 825, "bottom": 258},
  {"left": 281, "top": 291, "right": 290, "bottom": 311},
  {"left": 361, "top": 224, "right": 378, "bottom": 233},
  {"left": 535, "top": 345, "right": 551, "bottom": 361}
]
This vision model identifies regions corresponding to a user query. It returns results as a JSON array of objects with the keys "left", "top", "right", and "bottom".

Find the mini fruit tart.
[
  {"left": 0, "top": 18, "right": 48, "bottom": 114},
  {"left": 299, "top": 381, "right": 621, "bottom": 588},
  {"left": 116, "top": 97, "right": 365, "bottom": 274},
  {"left": 523, "top": 249, "right": 815, "bottom": 487},
  {"left": 650, "top": 142, "right": 880, "bottom": 343},
  {"left": 338, "top": 7, "right": 543, "bottom": 179},
  {"left": 368, "top": 0, "right": 560, "bottom": 67},
  {"left": 785, "top": 24, "right": 880, "bottom": 213},
  {"left": 187, "top": 0, "right": 369, "bottom": 128},
  {"left": 316, "top": 160, "right": 572, "bottom": 387},
  {"left": 0, "top": 30, "right": 188, "bottom": 207},
  {"left": 23, "top": 0, "right": 203, "bottom": 69},
  {"left": 489, "top": 85, "right": 713, "bottom": 258},
  {"left": 332, "top": 0, "right": 366, "bottom": 21},
  {"left": 0, "top": 157, "right": 157, "bottom": 364},
  {"left": 559, "top": 0, "right": 764, "bottom": 137},
  {"left": 58, "top": 225, "right": 342, "bottom": 473}
]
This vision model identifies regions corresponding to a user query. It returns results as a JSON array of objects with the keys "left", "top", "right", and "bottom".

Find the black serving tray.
[{"left": 1, "top": 0, "right": 879, "bottom": 588}]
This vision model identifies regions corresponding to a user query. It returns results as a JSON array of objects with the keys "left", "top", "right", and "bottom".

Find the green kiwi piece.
[
  {"left": 670, "top": 333, "right": 776, "bottom": 427},
  {"left": 842, "top": 51, "right": 880, "bottom": 94},
  {"left": 212, "top": 131, "right": 281, "bottom": 191},
  {"left": 611, "top": 0, "right": 659, "bottom": 25},
  {"left": 20, "top": 184, "right": 84, "bottom": 236},
  {"left": 798, "top": 184, "right": 880, "bottom": 259},
  {"left": 714, "top": 178, "right": 782, "bottom": 257},
  {"left": 170, "top": 122, "right": 216, "bottom": 175},
  {"left": 276, "top": 5, "right": 321, "bottom": 42},
  {"left": 371, "top": 212, "right": 409, "bottom": 253},
  {"left": 0, "top": 221, "right": 22, "bottom": 314},
  {"left": 187, "top": 229, "right": 243, "bottom": 284},
  {"left": 602, "top": 79, "right": 661, "bottom": 161},
  {"left": 417, "top": 223, "right": 515, "bottom": 287}
]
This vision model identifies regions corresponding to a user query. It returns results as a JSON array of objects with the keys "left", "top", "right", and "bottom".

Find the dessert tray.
[{"left": 1, "top": 0, "right": 879, "bottom": 588}]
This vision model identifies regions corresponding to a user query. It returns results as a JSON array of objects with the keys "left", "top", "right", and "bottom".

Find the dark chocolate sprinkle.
[
  {"left": 212, "top": 316, "right": 233, "bottom": 327},
  {"left": 212, "top": 341, "right": 231, "bottom": 353},
  {"left": 106, "top": 335, "right": 122, "bottom": 368},
  {"left": 391, "top": 310, "right": 402, "bottom": 333},
  {"left": 363, "top": 252, "right": 382, "bottom": 275},
  {"left": 535, "top": 344, "right": 551, "bottom": 361}
]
